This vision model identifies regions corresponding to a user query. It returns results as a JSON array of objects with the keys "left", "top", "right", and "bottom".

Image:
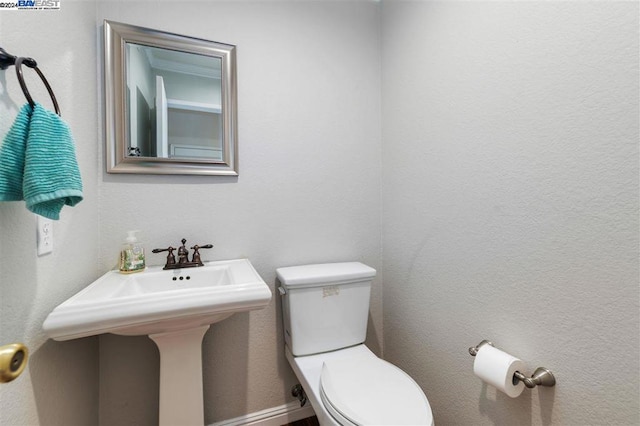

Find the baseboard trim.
[{"left": 209, "top": 401, "right": 315, "bottom": 426}]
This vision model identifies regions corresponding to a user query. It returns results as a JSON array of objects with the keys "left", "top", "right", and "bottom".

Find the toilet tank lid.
[{"left": 277, "top": 262, "right": 376, "bottom": 288}]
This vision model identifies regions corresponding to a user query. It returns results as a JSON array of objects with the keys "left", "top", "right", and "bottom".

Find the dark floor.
[{"left": 284, "top": 416, "right": 320, "bottom": 426}]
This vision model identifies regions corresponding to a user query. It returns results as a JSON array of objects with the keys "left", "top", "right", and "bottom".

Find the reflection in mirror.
[
  {"left": 104, "top": 20, "right": 237, "bottom": 175},
  {"left": 126, "top": 43, "right": 223, "bottom": 161}
]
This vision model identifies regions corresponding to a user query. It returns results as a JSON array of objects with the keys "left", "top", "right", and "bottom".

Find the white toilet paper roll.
[{"left": 473, "top": 345, "right": 525, "bottom": 398}]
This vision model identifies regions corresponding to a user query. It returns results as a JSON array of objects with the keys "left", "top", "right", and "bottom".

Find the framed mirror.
[{"left": 104, "top": 20, "right": 238, "bottom": 175}]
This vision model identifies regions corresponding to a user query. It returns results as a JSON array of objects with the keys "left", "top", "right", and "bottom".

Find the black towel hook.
[
  {"left": 0, "top": 47, "right": 60, "bottom": 116},
  {"left": 0, "top": 47, "right": 36, "bottom": 69},
  {"left": 15, "top": 57, "right": 60, "bottom": 116}
]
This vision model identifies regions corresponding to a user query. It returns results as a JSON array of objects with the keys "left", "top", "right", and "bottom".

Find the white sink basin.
[
  {"left": 43, "top": 258, "right": 271, "bottom": 425},
  {"left": 43, "top": 258, "right": 272, "bottom": 340}
]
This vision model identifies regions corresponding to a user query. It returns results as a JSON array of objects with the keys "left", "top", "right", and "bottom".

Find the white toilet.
[{"left": 277, "top": 262, "right": 434, "bottom": 426}]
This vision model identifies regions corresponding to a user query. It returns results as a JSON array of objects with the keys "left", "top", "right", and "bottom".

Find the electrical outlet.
[{"left": 37, "top": 215, "right": 53, "bottom": 256}]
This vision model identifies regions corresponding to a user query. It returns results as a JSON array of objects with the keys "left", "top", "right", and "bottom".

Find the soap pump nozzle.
[{"left": 126, "top": 230, "right": 140, "bottom": 244}]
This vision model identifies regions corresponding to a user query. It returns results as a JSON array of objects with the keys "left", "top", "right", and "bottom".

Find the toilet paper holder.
[{"left": 469, "top": 340, "right": 556, "bottom": 389}]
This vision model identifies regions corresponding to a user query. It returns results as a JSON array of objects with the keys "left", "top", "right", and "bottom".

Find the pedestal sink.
[{"left": 43, "top": 259, "right": 272, "bottom": 425}]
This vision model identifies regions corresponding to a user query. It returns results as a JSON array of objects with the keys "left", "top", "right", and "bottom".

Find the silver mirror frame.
[{"left": 104, "top": 20, "right": 238, "bottom": 175}]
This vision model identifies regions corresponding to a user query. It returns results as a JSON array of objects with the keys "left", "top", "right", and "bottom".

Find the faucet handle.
[
  {"left": 190, "top": 244, "right": 213, "bottom": 266},
  {"left": 193, "top": 244, "right": 213, "bottom": 250},
  {"left": 151, "top": 246, "right": 172, "bottom": 253},
  {"left": 152, "top": 246, "right": 176, "bottom": 268}
]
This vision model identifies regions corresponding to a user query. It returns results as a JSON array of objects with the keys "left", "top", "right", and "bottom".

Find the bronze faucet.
[{"left": 152, "top": 238, "right": 213, "bottom": 270}]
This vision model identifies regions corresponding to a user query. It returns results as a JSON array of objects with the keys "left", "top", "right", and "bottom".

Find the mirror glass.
[{"left": 104, "top": 21, "right": 238, "bottom": 175}]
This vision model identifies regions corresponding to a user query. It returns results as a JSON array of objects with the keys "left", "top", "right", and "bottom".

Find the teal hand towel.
[
  {"left": 0, "top": 104, "right": 32, "bottom": 201},
  {"left": 23, "top": 103, "right": 83, "bottom": 220}
]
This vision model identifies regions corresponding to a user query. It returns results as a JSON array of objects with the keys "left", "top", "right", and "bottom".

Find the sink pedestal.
[
  {"left": 150, "top": 325, "right": 210, "bottom": 426},
  {"left": 42, "top": 259, "right": 272, "bottom": 424}
]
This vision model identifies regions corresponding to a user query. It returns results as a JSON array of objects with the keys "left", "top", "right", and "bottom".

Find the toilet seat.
[{"left": 319, "top": 355, "right": 433, "bottom": 425}]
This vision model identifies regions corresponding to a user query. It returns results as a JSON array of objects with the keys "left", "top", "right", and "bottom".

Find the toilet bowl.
[
  {"left": 286, "top": 344, "right": 433, "bottom": 426},
  {"left": 277, "top": 262, "right": 434, "bottom": 426}
]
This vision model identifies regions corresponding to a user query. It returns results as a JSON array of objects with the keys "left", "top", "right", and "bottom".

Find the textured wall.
[
  {"left": 381, "top": 2, "right": 639, "bottom": 425},
  {"left": 1, "top": 2, "right": 381, "bottom": 425},
  {"left": 0, "top": 3, "right": 100, "bottom": 425},
  {"left": 2, "top": 2, "right": 638, "bottom": 426},
  {"left": 96, "top": 2, "right": 382, "bottom": 424}
]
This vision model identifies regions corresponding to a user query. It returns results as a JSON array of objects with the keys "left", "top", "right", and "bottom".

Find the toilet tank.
[{"left": 277, "top": 262, "right": 376, "bottom": 356}]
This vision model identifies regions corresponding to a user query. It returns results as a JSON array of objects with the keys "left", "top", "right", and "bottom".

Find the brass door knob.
[{"left": 0, "top": 343, "right": 28, "bottom": 383}]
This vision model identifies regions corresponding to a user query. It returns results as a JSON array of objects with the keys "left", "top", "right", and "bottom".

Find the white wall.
[
  {"left": 1, "top": 2, "right": 638, "bottom": 426},
  {"left": 0, "top": 3, "right": 100, "bottom": 425},
  {"left": 1, "top": 1, "right": 381, "bottom": 424},
  {"left": 381, "top": 2, "right": 639, "bottom": 425},
  {"left": 96, "top": 1, "right": 382, "bottom": 424}
]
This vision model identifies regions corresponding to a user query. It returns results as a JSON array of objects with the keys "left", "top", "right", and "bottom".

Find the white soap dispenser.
[{"left": 119, "top": 230, "right": 145, "bottom": 273}]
